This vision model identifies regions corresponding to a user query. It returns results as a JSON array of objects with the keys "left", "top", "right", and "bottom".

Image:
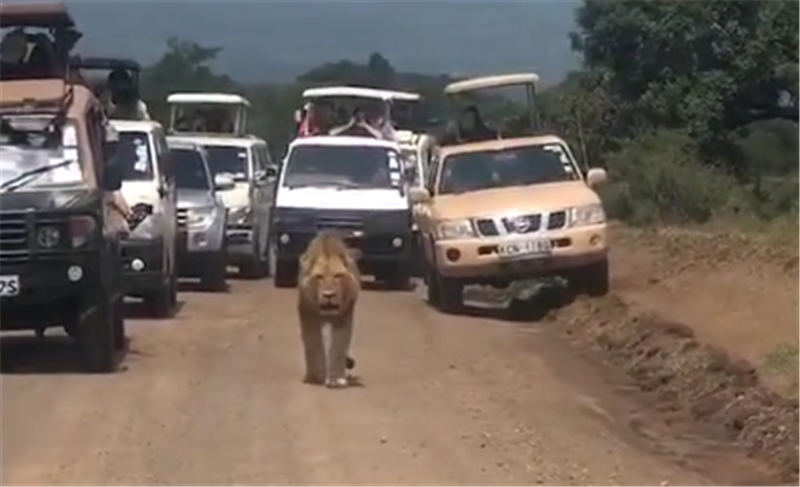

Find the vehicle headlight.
[
  {"left": 36, "top": 226, "right": 61, "bottom": 248},
  {"left": 187, "top": 207, "right": 216, "bottom": 230},
  {"left": 227, "top": 206, "right": 251, "bottom": 226},
  {"left": 436, "top": 219, "right": 475, "bottom": 240},
  {"left": 568, "top": 204, "right": 606, "bottom": 227}
]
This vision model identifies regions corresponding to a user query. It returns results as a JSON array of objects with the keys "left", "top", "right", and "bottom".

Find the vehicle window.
[
  {"left": 438, "top": 143, "right": 579, "bottom": 195},
  {"left": 169, "top": 148, "right": 211, "bottom": 190},
  {"left": 203, "top": 145, "right": 249, "bottom": 182},
  {"left": 252, "top": 145, "right": 265, "bottom": 172},
  {"left": 116, "top": 131, "right": 153, "bottom": 181},
  {"left": 261, "top": 145, "right": 275, "bottom": 166},
  {"left": 153, "top": 128, "right": 169, "bottom": 180},
  {"left": 0, "top": 114, "right": 84, "bottom": 191},
  {"left": 282, "top": 145, "right": 400, "bottom": 189}
]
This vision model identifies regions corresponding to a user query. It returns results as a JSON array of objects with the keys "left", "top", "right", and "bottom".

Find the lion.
[{"left": 297, "top": 231, "right": 361, "bottom": 388}]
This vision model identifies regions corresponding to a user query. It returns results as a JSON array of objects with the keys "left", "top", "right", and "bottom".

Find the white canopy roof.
[
  {"left": 302, "top": 86, "right": 420, "bottom": 102},
  {"left": 444, "top": 73, "right": 540, "bottom": 95},
  {"left": 167, "top": 93, "right": 251, "bottom": 106}
]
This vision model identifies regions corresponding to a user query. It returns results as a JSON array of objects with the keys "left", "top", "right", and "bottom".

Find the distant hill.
[{"left": 67, "top": 1, "right": 580, "bottom": 84}]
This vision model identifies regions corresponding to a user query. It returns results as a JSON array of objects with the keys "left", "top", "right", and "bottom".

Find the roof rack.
[{"left": 0, "top": 1, "right": 74, "bottom": 29}]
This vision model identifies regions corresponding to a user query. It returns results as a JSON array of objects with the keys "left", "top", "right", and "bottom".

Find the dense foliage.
[{"left": 138, "top": 0, "right": 798, "bottom": 228}]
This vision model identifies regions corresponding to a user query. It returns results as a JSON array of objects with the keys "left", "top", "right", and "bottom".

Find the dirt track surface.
[{"left": 1, "top": 227, "right": 795, "bottom": 486}]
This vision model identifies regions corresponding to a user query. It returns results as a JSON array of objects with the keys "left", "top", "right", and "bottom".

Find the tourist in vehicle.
[
  {"left": 330, "top": 108, "right": 383, "bottom": 138},
  {"left": 298, "top": 102, "right": 328, "bottom": 137},
  {"left": 367, "top": 101, "right": 396, "bottom": 140},
  {"left": 106, "top": 68, "right": 151, "bottom": 121},
  {"left": 0, "top": 29, "right": 28, "bottom": 77},
  {"left": 458, "top": 106, "right": 497, "bottom": 142}
]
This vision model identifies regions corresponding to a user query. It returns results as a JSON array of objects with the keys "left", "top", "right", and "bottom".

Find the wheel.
[
  {"left": 570, "top": 258, "right": 610, "bottom": 297},
  {"left": 436, "top": 273, "right": 464, "bottom": 314},
  {"left": 200, "top": 252, "right": 228, "bottom": 292},
  {"left": 240, "top": 241, "right": 268, "bottom": 279},
  {"left": 76, "top": 297, "right": 118, "bottom": 373},
  {"left": 112, "top": 293, "right": 127, "bottom": 350},
  {"left": 383, "top": 263, "right": 411, "bottom": 291},
  {"left": 423, "top": 259, "right": 440, "bottom": 306},
  {"left": 271, "top": 246, "right": 297, "bottom": 288},
  {"left": 144, "top": 271, "right": 176, "bottom": 318}
]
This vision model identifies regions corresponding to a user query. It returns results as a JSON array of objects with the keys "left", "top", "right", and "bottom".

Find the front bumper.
[
  {"left": 432, "top": 224, "right": 608, "bottom": 282},
  {"left": 226, "top": 224, "right": 255, "bottom": 260},
  {"left": 121, "top": 237, "right": 165, "bottom": 294},
  {"left": 0, "top": 252, "right": 100, "bottom": 330}
]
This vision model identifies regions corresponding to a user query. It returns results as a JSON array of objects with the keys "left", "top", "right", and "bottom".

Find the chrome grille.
[
  {"left": 502, "top": 214, "right": 542, "bottom": 234},
  {"left": 547, "top": 211, "right": 567, "bottom": 230},
  {"left": 315, "top": 215, "right": 363, "bottom": 232},
  {"left": 0, "top": 216, "right": 28, "bottom": 253},
  {"left": 176, "top": 209, "right": 188, "bottom": 228},
  {"left": 474, "top": 219, "right": 499, "bottom": 236}
]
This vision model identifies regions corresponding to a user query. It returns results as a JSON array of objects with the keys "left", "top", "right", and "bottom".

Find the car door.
[
  {"left": 153, "top": 127, "right": 177, "bottom": 272},
  {"left": 419, "top": 151, "right": 440, "bottom": 261}
]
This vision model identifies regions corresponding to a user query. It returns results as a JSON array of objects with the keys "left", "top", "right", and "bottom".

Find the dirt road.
[
  {"left": 0, "top": 280, "right": 747, "bottom": 486},
  {"left": 2, "top": 226, "right": 793, "bottom": 487}
]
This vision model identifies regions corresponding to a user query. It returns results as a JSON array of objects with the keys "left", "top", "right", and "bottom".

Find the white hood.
[
  {"left": 276, "top": 187, "right": 408, "bottom": 211},
  {"left": 121, "top": 181, "right": 161, "bottom": 210},
  {"left": 217, "top": 182, "right": 250, "bottom": 208}
]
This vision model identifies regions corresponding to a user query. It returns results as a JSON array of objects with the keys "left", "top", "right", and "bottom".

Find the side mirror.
[
  {"left": 294, "top": 109, "right": 303, "bottom": 123},
  {"left": 586, "top": 168, "right": 608, "bottom": 187},
  {"left": 409, "top": 187, "right": 431, "bottom": 204},
  {"left": 265, "top": 166, "right": 278, "bottom": 180},
  {"left": 103, "top": 163, "right": 122, "bottom": 191},
  {"left": 214, "top": 173, "right": 235, "bottom": 191}
]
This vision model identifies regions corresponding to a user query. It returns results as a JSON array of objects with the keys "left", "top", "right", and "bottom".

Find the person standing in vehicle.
[
  {"left": 458, "top": 106, "right": 497, "bottom": 142},
  {"left": 105, "top": 68, "right": 151, "bottom": 121}
]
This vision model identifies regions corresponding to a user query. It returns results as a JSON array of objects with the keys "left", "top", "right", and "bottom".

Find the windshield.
[
  {"left": 117, "top": 131, "right": 152, "bottom": 181},
  {"left": 203, "top": 145, "right": 249, "bottom": 181},
  {"left": 169, "top": 148, "right": 211, "bottom": 190},
  {"left": 0, "top": 115, "right": 83, "bottom": 192},
  {"left": 282, "top": 145, "right": 400, "bottom": 189},
  {"left": 438, "top": 143, "right": 579, "bottom": 195}
]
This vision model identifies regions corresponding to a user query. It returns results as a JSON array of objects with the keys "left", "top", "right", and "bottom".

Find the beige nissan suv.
[{"left": 411, "top": 134, "right": 609, "bottom": 313}]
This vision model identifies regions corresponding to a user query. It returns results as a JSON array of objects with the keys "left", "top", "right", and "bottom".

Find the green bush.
[{"left": 599, "top": 130, "right": 743, "bottom": 225}]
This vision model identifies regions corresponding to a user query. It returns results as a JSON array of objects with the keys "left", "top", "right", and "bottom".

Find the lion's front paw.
[{"left": 325, "top": 377, "right": 348, "bottom": 389}]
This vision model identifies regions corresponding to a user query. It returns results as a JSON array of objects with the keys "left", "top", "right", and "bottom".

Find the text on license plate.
[
  {"left": 497, "top": 239, "right": 552, "bottom": 257},
  {"left": 0, "top": 275, "right": 20, "bottom": 297}
]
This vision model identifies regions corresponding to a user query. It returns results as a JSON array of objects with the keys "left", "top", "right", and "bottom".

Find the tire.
[
  {"left": 383, "top": 263, "right": 411, "bottom": 291},
  {"left": 571, "top": 258, "right": 610, "bottom": 297},
  {"left": 76, "top": 302, "right": 117, "bottom": 373},
  {"left": 436, "top": 273, "right": 464, "bottom": 314},
  {"left": 200, "top": 252, "right": 228, "bottom": 292},
  {"left": 144, "top": 271, "right": 176, "bottom": 318},
  {"left": 240, "top": 230, "right": 268, "bottom": 279}
]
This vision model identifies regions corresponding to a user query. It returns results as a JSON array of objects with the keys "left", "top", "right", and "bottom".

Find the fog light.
[
  {"left": 131, "top": 258, "right": 145, "bottom": 271},
  {"left": 445, "top": 248, "right": 461, "bottom": 262},
  {"left": 192, "top": 233, "right": 207, "bottom": 246},
  {"left": 279, "top": 233, "right": 290, "bottom": 244},
  {"left": 590, "top": 234, "right": 602, "bottom": 246},
  {"left": 67, "top": 265, "right": 83, "bottom": 282},
  {"left": 391, "top": 237, "right": 403, "bottom": 248}
]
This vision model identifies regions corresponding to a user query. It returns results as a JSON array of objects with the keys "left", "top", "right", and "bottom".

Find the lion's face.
[{"left": 306, "top": 255, "right": 354, "bottom": 316}]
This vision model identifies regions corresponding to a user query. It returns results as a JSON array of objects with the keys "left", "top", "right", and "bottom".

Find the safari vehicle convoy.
[
  {"left": 166, "top": 138, "right": 231, "bottom": 291},
  {"left": 0, "top": 2, "right": 128, "bottom": 372},
  {"left": 166, "top": 92, "right": 278, "bottom": 279},
  {"left": 412, "top": 73, "right": 610, "bottom": 313},
  {"left": 110, "top": 119, "right": 178, "bottom": 317},
  {"left": 271, "top": 135, "right": 415, "bottom": 289}
]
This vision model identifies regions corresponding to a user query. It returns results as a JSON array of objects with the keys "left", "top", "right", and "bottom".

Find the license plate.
[
  {"left": 497, "top": 239, "right": 552, "bottom": 258},
  {"left": 0, "top": 275, "right": 20, "bottom": 297}
]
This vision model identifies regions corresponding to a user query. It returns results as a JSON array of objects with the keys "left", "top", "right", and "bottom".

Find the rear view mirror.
[
  {"left": 214, "top": 173, "right": 235, "bottom": 191},
  {"left": 586, "top": 168, "right": 608, "bottom": 187}
]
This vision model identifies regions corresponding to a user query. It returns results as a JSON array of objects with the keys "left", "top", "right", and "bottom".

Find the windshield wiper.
[{"left": 0, "top": 159, "right": 75, "bottom": 194}]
